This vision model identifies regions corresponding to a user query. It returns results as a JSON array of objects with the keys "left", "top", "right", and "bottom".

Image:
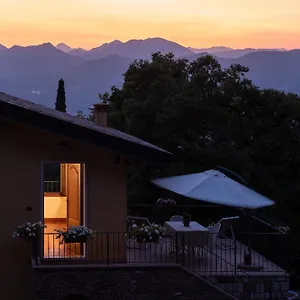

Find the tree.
[
  {"left": 55, "top": 79, "right": 67, "bottom": 112},
  {"left": 106, "top": 52, "right": 300, "bottom": 218},
  {"left": 103, "top": 52, "right": 300, "bottom": 280}
]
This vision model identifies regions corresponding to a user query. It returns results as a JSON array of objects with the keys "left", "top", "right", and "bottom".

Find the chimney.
[{"left": 93, "top": 94, "right": 110, "bottom": 127}]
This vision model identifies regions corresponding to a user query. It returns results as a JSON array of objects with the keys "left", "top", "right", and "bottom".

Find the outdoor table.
[{"left": 163, "top": 221, "right": 210, "bottom": 256}]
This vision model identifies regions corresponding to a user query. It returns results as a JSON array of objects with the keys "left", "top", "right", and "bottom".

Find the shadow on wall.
[{"left": 60, "top": 295, "right": 88, "bottom": 300}]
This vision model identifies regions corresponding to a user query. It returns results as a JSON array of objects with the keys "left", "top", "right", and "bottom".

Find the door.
[
  {"left": 67, "top": 163, "right": 81, "bottom": 227},
  {"left": 66, "top": 163, "right": 83, "bottom": 256}
]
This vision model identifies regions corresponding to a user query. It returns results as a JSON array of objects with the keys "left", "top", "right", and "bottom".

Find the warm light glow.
[{"left": 1, "top": 0, "right": 299, "bottom": 49}]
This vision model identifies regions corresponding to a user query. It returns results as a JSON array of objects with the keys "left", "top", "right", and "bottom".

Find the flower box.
[
  {"left": 64, "top": 235, "right": 87, "bottom": 244},
  {"left": 156, "top": 198, "right": 177, "bottom": 205},
  {"left": 130, "top": 223, "right": 166, "bottom": 244},
  {"left": 136, "top": 234, "right": 160, "bottom": 243},
  {"left": 55, "top": 226, "right": 95, "bottom": 244},
  {"left": 12, "top": 221, "right": 46, "bottom": 240}
]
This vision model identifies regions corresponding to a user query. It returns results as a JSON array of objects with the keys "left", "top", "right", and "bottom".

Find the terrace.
[
  {"left": 41, "top": 230, "right": 289, "bottom": 300},
  {"left": 37, "top": 194, "right": 291, "bottom": 300}
]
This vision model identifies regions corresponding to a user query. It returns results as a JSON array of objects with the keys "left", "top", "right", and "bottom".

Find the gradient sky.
[{"left": 1, "top": 0, "right": 299, "bottom": 49}]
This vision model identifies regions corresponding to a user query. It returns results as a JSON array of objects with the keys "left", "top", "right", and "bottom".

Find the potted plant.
[
  {"left": 156, "top": 198, "right": 177, "bottom": 205},
  {"left": 12, "top": 221, "right": 46, "bottom": 260},
  {"left": 55, "top": 226, "right": 95, "bottom": 244},
  {"left": 132, "top": 223, "right": 167, "bottom": 243},
  {"left": 12, "top": 221, "right": 46, "bottom": 241}
]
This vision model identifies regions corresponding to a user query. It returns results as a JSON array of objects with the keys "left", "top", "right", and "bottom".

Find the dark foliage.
[{"left": 104, "top": 53, "right": 300, "bottom": 274}]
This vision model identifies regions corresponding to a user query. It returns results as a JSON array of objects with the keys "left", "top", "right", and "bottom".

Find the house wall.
[
  {"left": 33, "top": 265, "right": 233, "bottom": 300},
  {"left": 0, "top": 120, "right": 127, "bottom": 300},
  {"left": 44, "top": 195, "right": 67, "bottom": 219}
]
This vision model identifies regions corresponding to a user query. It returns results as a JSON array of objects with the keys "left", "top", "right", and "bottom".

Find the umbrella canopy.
[{"left": 152, "top": 169, "right": 274, "bottom": 209}]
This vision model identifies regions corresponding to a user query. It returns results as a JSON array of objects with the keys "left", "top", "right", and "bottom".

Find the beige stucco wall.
[
  {"left": 0, "top": 120, "right": 128, "bottom": 300},
  {"left": 44, "top": 195, "right": 67, "bottom": 218}
]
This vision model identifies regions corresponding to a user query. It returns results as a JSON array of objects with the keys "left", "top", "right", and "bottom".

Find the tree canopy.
[
  {"left": 104, "top": 53, "right": 300, "bottom": 228},
  {"left": 55, "top": 79, "right": 67, "bottom": 112}
]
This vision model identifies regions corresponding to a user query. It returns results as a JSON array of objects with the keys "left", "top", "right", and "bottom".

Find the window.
[{"left": 44, "top": 162, "right": 60, "bottom": 192}]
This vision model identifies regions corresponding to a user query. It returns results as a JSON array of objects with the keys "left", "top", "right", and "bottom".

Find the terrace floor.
[{"left": 126, "top": 237, "right": 286, "bottom": 277}]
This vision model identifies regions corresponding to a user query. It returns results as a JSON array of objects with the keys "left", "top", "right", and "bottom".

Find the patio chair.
[
  {"left": 207, "top": 216, "right": 239, "bottom": 250},
  {"left": 170, "top": 215, "right": 183, "bottom": 222},
  {"left": 168, "top": 215, "right": 184, "bottom": 252}
]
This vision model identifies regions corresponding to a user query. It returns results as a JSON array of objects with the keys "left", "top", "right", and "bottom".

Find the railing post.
[
  {"left": 182, "top": 232, "right": 185, "bottom": 266},
  {"left": 175, "top": 232, "right": 178, "bottom": 264},
  {"left": 234, "top": 234, "right": 237, "bottom": 274},
  {"left": 106, "top": 233, "right": 110, "bottom": 265}
]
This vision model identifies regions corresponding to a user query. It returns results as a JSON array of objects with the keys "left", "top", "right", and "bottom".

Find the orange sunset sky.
[{"left": 1, "top": 0, "right": 299, "bottom": 49}]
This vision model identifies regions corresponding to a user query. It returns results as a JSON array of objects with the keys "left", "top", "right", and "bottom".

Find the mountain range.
[{"left": 0, "top": 38, "right": 299, "bottom": 113}]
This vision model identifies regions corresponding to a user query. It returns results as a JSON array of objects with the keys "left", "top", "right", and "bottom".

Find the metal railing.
[
  {"left": 41, "top": 232, "right": 287, "bottom": 270},
  {"left": 41, "top": 231, "right": 289, "bottom": 299},
  {"left": 127, "top": 204, "right": 289, "bottom": 271},
  {"left": 44, "top": 181, "right": 60, "bottom": 193}
]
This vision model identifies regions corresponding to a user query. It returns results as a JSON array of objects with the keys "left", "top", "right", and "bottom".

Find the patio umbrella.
[
  {"left": 152, "top": 169, "right": 274, "bottom": 209},
  {"left": 152, "top": 169, "right": 275, "bottom": 269}
]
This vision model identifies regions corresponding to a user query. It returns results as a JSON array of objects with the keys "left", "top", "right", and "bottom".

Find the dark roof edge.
[{"left": 0, "top": 99, "right": 173, "bottom": 163}]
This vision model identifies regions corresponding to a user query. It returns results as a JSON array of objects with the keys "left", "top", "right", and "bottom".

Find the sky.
[{"left": 1, "top": 0, "right": 299, "bottom": 50}]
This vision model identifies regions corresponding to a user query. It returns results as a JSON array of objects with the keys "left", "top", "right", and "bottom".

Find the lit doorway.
[{"left": 43, "top": 162, "right": 85, "bottom": 258}]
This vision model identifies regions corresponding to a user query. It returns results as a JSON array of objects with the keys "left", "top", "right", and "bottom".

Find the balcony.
[{"left": 40, "top": 231, "right": 289, "bottom": 300}]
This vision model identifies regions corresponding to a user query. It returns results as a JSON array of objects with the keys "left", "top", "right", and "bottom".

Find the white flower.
[
  {"left": 156, "top": 198, "right": 176, "bottom": 205},
  {"left": 55, "top": 225, "right": 95, "bottom": 241},
  {"left": 12, "top": 221, "right": 46, "bottom": 239}
]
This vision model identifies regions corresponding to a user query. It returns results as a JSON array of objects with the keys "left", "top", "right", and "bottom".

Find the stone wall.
[
  {"left": 207, "top": 273, "right": 290, "bottom": 300},
  {"left": 33, "top": 265, "right": 234, "bottom": 300}
]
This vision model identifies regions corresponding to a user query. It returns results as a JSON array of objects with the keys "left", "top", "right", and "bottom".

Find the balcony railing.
[
  {"left": 44, "top": 181, "right": 60, "bottom": 193},
  {"left": 127, "top": 204, "right": 289, "bottom": 271},
  {"left": 40, "top": 231, "right": 289, "bottom": 299},
  {"left": 42, "top": 232, "right": 287, "bottom": 271}
]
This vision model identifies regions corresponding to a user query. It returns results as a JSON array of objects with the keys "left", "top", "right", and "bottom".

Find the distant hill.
[
  {"left": 213, "top": 48, "right": 287, "bottom": 59},
  {"left": 0, "top": 43, "right": 83, "bottom": 82},
  {"left": 0, "top": 38, "right": 299, "bottom": 114},
  {"left": 79, "top": 38, "right": 194, "bottom": 60},
  {"left": 69, "top": 48, "right": 87, "bottom": 56},
  {"left": 188, "top": 46, "right": 233, "bottom": 54},
  {"left": 0, "top": 44, "right": 7, "bottom": 51},
  {"left": 188, "top": 46, "right": 287, "bottom": 58},
  {"left": 56, "top": 43, "right": 73, "bottom": 53},
  {"left": 55, "top": 43, "right": 87, "bottom": 56},
  {"left": 220, "top": 50, "right": 300, "bottom": 91}
]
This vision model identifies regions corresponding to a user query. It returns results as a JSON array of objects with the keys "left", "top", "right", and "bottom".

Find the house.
[
  {"left": 0, "top": 92, "right": 172, "bottom": 300},
  {"left": 0, "top": 93, "right": 291, "bottom": 300}
]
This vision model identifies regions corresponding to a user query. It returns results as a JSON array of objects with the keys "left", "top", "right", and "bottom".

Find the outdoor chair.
[
  {"left": 207, "top": 216, "right": 239, "bottom": 250},
  {"left": 169, "top": 215, "right": 184, "bottom": 252},
  {"left": 170, "top": 215, "right": 183, "bottom": 222}
]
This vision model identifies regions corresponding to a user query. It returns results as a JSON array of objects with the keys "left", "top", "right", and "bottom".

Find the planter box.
[
  {"left": 136, "top": 235, "right": 160, "bottom": 243},
  {"left": 64, "top": 236, "right": 87, "bottom": 243}
]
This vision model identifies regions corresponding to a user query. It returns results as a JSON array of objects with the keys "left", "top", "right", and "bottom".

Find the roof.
[{"left": 0, "top": 93, "right": 172, "bottom": 162}]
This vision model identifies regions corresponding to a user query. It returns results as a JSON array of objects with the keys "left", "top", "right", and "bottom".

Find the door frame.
[{"left": 41, "top": 161, "right": 87, "bottom": 258}]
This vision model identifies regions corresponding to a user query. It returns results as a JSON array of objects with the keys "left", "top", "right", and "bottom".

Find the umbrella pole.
[
  {"left": 216, "top": 167, "right": 254, "bottom": 264},
  {"left": 244, "top": 209, "right": 253, "bottom": 265}
]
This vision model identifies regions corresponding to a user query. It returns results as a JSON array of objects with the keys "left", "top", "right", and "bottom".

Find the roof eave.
[{"left": 0, "top": 100, "right": 173, "bottom": 163}]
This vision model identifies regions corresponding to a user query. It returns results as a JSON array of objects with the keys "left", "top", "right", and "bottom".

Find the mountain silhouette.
[
  {"left": 188, "top": 46, "right": 287, "bottom": 58},
  {"left": 77, "top": 37, "right": 193, "bottom": 59},
  {"left": 188, "top": 46, "right": 233, "bottom": 54},
  {"left": 0, "top": 38, "right": 299, "bottom": 114},
  {"left": 0, "top": 43, "right": 83, "bottom": 82},
  {"left": 56, "top": 43, "right": 73, "bottom": 53},
  {"left": 0, "top": 44, "right": 7, "bottom": 51}
]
